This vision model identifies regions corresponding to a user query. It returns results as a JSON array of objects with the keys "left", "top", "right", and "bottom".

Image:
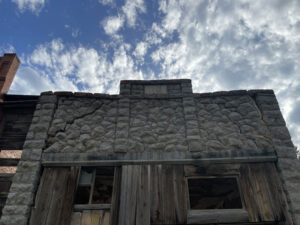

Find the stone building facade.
[{"left": 0, "top": 54, "right": 299, "bottom": 225}]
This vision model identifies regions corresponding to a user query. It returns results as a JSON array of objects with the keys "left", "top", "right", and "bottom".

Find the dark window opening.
[
  {"left": 74, "top": 167, "right": 114, "bottom": 205},
  {"left": 188, "top": 177, "right": 242, "bottom": 210}
]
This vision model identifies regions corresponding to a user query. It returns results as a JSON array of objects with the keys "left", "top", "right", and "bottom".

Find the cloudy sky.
[{"left": 0, "top": 0, "right": 300, "bottom": 148}]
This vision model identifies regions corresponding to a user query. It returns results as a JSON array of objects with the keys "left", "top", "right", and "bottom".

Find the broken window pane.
[
  {"left": 92, "top": 168, "right": 114, "bottom": 204},
  {"left": 74, "top": 186, "right": 91, "bottom": 204},
  {"left": 188, "top": 177, "right": 242, "bottom": 209},
  {"left": 74, "top": 167, "right": 114, "bottom": 205},
  {"left": 78, "top": 168, "right": 93, "bottom": 186}
]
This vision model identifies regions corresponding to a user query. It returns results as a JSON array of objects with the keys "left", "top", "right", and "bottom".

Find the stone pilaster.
[
  {"left": 114, "top": 97, "right": 130, "bottom": 152},
  {"left": 0, "top": 94, "right": 57, "bottom": 225},
  {"left": 255, "top": 93, "right": 300, "bottom": 225},
  {"left": 181, "top": 81, "right": 203, "bottom": 152}
]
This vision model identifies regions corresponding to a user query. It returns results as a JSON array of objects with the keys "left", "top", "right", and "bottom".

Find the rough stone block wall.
[
  {"left": 254, "top": 93, "right": 300, "bottom": 225},
  {"left": 128, "top": 98, "right": 187, "bottom": 152},
  {"left": 0, "top": 95, "right": 57, "bottom": 225},
  {"left": 194, "top": 95, "right": 273, "bottom": 152},
  {"left": 45, "top": 96, "right": 117, "bottom": 153},
  {"left": 44, "top": 92, "right": 275, "bottom": 154}
]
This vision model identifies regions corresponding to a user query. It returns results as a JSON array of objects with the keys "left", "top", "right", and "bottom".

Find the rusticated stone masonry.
[{"left": 254, "top": 92, "right": 300, "bottom": 225}]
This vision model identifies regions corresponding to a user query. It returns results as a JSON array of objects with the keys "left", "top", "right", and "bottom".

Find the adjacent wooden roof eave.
[{"left": 0, "top": 158, "right": 20, "bottom": 166}]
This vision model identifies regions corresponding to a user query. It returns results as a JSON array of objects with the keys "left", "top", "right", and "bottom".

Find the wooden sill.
[
  {"left": 73, "top": 204, "right": 111, "bottom": 211},
  {"left": 187, "top": 209, "right": 249, "bottom": 224}
]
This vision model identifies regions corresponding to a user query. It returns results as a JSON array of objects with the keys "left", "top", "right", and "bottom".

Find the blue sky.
[{"left": 0, "top": 0, "right": 300, "bottom": 149}]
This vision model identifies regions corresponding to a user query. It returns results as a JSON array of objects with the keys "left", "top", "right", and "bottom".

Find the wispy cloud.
[
  {"left": 102, "top": 16, "right": 125, "bottom": 36},
  {"left": 11, "top": 39, "right": 144, "bottom": 94},
  {"left": 101, "top": 0, "right": 146, "bottom": 36},
  {"left": 98, "top": 0, "right": 114, "bottom": 6},
  {"left": 133, "top": 41, "right": 148, "bottom": 60},
  {"left": 8, "top": 0, "right": 300, "bottom": 147},
  {"left": 122, "top": 0, "right": 146, "bottom": 27},
  {"left": 11, "top": 0, "right": 45, "bottom": 14}
]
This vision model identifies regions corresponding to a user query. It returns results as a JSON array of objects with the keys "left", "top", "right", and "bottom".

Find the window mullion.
[{"left": 88, "top": 169, "right": 96, "bottom": 204}]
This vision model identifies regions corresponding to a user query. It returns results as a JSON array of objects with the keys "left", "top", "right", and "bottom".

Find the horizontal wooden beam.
[
  {"left": 0, "top": 173, "right": 14, "bottom": 182},
  {"left": 187, "top": 209, "right": 249, "bottom": 224},
  {"left": 42, "top": 156, "right": 277, "bottom": 167},
  {"left": 73, "top": 204, "right": 111, "bottom": 211},
  {"left": 0, "top": 158, "right": 19, "bottom": 166}
]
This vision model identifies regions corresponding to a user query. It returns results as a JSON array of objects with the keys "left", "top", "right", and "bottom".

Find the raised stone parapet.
[{"left": 0, "top": 94, "right": 57, "bottom": 225}]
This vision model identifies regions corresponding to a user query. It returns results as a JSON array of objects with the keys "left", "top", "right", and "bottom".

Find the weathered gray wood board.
[
  {"left": 110, "top": 167, "right": 121, "bottom": 225},
  {"left": 42, "top": 150, "right": 277, "bottom": 166},
  {"left": 30, "top": 167, "right": 79, "bottom": 225},
  {"left": 239, "top": 163, "right": 292, "bottom": 224},
  {"left": 150, "top": 164, "right": 187, "bottom": 224},
  {"left": 117, "top": 164, "right": 186, "bottom": 225},
  {"left": 187, "top": 209, "right": 249, "bottom": 224}
]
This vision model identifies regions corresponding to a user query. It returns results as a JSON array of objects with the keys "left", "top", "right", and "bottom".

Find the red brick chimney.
[{"left": 0, "top": 53, "right": 20, "bottom": 100}]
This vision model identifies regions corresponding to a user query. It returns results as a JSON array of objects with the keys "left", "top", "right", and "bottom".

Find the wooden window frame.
[
  {"left": 73, "top": 166, "right": 115, "bottom": 211},
  {"left": 186, "top": 175, "right": 249, "bottom": 224}
]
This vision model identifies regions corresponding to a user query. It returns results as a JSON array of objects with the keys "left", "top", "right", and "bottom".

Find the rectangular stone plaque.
[{"left": 144, "top": 85, "right": 167, "bottom": 94}]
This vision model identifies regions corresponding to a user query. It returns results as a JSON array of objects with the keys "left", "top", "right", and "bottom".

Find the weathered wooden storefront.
[
  {"left": 31, "top": 161, "right": 292, "bottom": 225},
  {"left": 0, "top": 79, "right": 299, "bottom": 225}
]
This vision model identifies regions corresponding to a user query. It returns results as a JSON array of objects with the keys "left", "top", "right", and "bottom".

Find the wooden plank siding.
[
  {"left": 30, "top": 163, "right": 289, "bottom": 225},
  {"left": 70, "top": 210, "right": 111, "bottom": 225},
  {"left": 239, "top": 163, "right": 292, "bottom": 224},
  {"left": 110, "top": 167, "right": 121, "bottom": 225},
  {"left": 30, "top": 167, "right": 79, "bottom": 225},
  {"left": 118, "top": 164, "right": 187, "bottom": 225}
]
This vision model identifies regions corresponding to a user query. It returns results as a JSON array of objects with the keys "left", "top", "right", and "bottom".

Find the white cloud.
[
  {"left": 7, "top": 0, "right": 300, "bottom": 148},
  {"left": 11, "top": 0, "right": 45, "bottom": 14},
  {"left": 99, "top": 0, "right": 114, "bottom": 6},
  {"left": 133, "top": 42, "right": 148, "bottom": 59},
  {"left": 100, "top": 0, "right": 146, "bottom": 36},
  {"left": 0, "top": 44, "right": 15, "bottom": 54},
  {"left": 10, "top": 39, "right": 143, "bottom": 94},
  {"left": 9, "top": 66, "right": 56, "bottom": 95},
  {"left": 102, "top": 16, "right": 124, "bottom": 35},
  {"left": 122, "top": 0, "right": 146, "bottom": 27},
  {"left": 146, "top": 0, "right": 300, "bottom": 146}
]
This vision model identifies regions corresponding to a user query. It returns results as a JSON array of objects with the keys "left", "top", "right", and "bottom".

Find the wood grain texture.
[
  {"left": 187, "top": 209, "right": 249, "bottom": 224},
  {"left": 118, "top": 165, "right": 138, "bottom": 225},
  {"left": 150, "top": 165, "right": 187, "bottom": 224},
  {"left": 29, "top": 167, "right": 79, "bottom": 225},
  {"left": 46, "top": 168, "right": 69, "bottom": 225},
  {"left": 173, "top": 165, "right": 187, "bottom": 223},
  {"left": 150, "top": 164, "right": 163, "bottom": 224},
  {"left": 136, "top": 165, "right": 150, "bottom": 225},
  {"left": 101, "top": 211, "right": 110, "bottom": 225},
  {"left": 81, "top": 210, "right": 92, "bottom": 225},
  {"left": 71, "top": 212, "right": 82, "bottom": 225},
  {"left": 110, "top": 167, "right": 121, "bottom": 225},
  {"left": 59, "top": 167, "right": 79, "bottom": 225},
  {"left": 240, "top": 163, "right": 289, "bottom": 223},
  {"left": 30, "top": 168, "right": 57, "bottom": 225},
  {"left": 91, "top": 210, "right": 102, "bottom": 225}
]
